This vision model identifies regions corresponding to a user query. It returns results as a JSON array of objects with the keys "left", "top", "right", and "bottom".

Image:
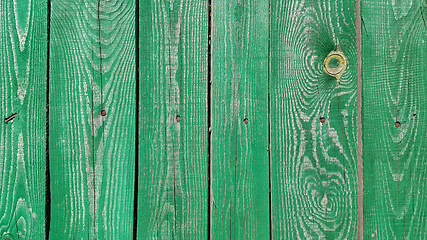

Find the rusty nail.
[
  {"left": 176, "top": 115, "right": 181, "bottom": 122},
  {"left": 243, "top": 118, "right": 248, "bottom": 124},
  {"left": 101, "top": 110, "right": 107, "bottom": 116},
  {"left": 320, "top": 117, "right": 326, "bottom": 123}
]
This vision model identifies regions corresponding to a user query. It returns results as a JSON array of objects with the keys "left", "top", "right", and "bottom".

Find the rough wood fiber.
[
  {"left": 211, "top": 0, "right": 270, "bottom": 239},
  {"left": 362, "top": 1, "right": 427, "bottom": 239},
  {"left": 0, "top": 0, "right": 46, "bottom": 239},
  {"left": 49, "top": 0, "right": 135, "bottom": 239},
  {"left": 138, "top": 0, "right": 208, "bottom": 239},
  {"left": 270, "top": 0, "right": 358, "bottom": 238}
]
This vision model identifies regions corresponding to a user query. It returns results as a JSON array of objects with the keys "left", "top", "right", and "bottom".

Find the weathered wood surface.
[
  {"left": 270, "top": 0, "right": 358, "bottom": 238},
  {"left": 362, "top": 1, "right": 427, "bottom": 239},
  {"left": 137, "top": 0, "right": 208, "bottom": 239},
  {"left": 2, "top": 1, "right": 427, "bottom": 239},
  {"left": 0, "top": 0, "right": 47, "bottom": 239},
  {"left": 49, "top": 0, "right": 136, "bottom": 239},
  {"left": 211, "top": 0, "right": 270, "bottom": 239}
]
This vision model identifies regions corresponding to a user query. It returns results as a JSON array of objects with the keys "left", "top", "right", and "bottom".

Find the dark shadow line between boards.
[
  {"left": 133, "top": 0, "right": 140, "bottom": 239},
  {"left": 207, "top": 0, "right": 213, "bottom": 239},
  {"left": 45, "top": 0, "right": 52, "bottom": 238},
  {"left": 268, "top": 1, "right": 273, "bottom": 239}
]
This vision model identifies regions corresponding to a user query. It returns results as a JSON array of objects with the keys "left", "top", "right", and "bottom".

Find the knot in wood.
[{"left": 323, "top": 47, "right": 348, "bottom": 81}]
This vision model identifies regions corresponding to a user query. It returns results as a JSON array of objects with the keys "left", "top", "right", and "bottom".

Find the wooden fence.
[{"left": 1, "top": 0, "right": 426, "bottom": 239}]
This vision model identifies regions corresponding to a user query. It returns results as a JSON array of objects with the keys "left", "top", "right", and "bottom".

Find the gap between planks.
[
  {"left": 207, "top": 0, "right": 213, "bottom": 239},
  {"left": 45, "top": 0, "right": 52, "bottom": 239},
  {"left": 268, "top": 0, "right": 273, "bottom": 239},
  {"left": 356, "top": 0, "right": 363, "bottom": 238},
  {"left": 133, "top": 0, "right": 140, "bottom": 239}
]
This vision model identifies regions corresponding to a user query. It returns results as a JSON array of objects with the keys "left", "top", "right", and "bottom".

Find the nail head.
[{"left": 4, "top": 113, "right": 17, "bottom": 124}]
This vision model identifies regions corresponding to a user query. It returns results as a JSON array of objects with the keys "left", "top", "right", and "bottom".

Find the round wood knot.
[
  {"left": 176, "top": 115, "right": 181, "bottom": 122},
  {"left": 324, "top": 53, "right": 347, "bottom": 79},
  {"left": 243, "top": 118, "right": 248, "bottom": 124},
  {"left": 101, "top": 110, "right": 107, "bottom": 116},
  {"left": 323, "top": 41, "right": 348, "bottom": 81}
]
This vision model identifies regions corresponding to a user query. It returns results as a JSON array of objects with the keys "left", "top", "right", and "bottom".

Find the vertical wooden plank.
[
  {"left": 137, "top": 0, "right": 208, "bottom": 239},
  {"left": 0, "top": 0, "right": 46, "bottom": 239},
  {"left": 49, "top": 0, "right": 135, "bottom": 239},
  {"left": 210, "top": 0, "right": 270, "bottom": 239},
  {"left": 362, "top": 1, "right": 427, "bottom": 239},
  {"left": 270, "top": 0, "right": 358, "bottom": 238}
]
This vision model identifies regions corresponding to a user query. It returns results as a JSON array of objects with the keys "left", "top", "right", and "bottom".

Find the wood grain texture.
[
  {"left": 210, "top": 0, "right": 270, "bottom": 239},
  {"left": 137, "top": 0, "right": 208, "bottom": 239},
  {"left": 270, "top": 0, "right": 358, "bottom": 238},
  {"left": 362, "top": 1, "right": 427, "bottom": 239},
  {"left": 0, "top": 0, "right": 46, "bottom": 239},
  {"left": 49, "top": 0, "right": 135, "bottom": 239}
]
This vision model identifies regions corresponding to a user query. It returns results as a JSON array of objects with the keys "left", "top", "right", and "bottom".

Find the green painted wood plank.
[
  {"left": 0, "top": 0, "right": 47, "bottom": 239},
  {"left": 137, "top": 0, "right": 208, "bottom": 239},
  {"left": 210, "top": 0, "right": 270, "bottom": 239},
  {"left": 270, "top": 0, "right": 358, "bottom": 238},
  {"left": 49, "top": 1, "right": 135, "bottom": 239},
  {"left": 362, "top": 1, "right": 427, "bottom": 239}
]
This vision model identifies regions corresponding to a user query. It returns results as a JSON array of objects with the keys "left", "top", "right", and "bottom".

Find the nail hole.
[
  {"left": 413, "top": 113, "right": 416, "bottom": 117},
  {"left": 101, "top": 110, "right": 107, "bottom": 116},
  {"left": 320, "top": 117, "right": 326, "bottom": 123},
  {"left": 395, "top": 121, "right": 401, "bottom": 128},
  {"left": 176, "top": 115, "right": 181, "bottom": 122},
  {"left": 243, "top": 118, "right": 248, "bottom": 124}
]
